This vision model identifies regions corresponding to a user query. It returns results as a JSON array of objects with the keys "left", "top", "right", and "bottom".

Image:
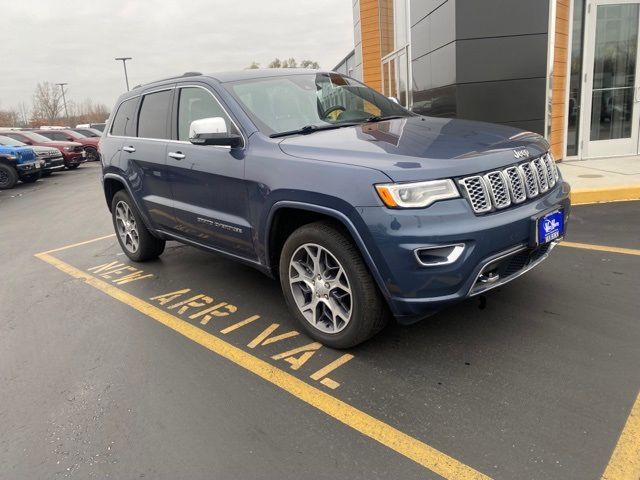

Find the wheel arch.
[
  {"left": 103, "top": 173, "right": 158, "bottom": 235},
  {"left": 264, "top": 201, "right": 392, "bottom": 301}
]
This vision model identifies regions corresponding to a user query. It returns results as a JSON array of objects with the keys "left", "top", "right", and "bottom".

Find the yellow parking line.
[
  {"left": 41, "top": 233, "right": 116, "bottom": 254},
  {"left": 34, "top": 249, "right": 491, "bottom": 480},
  {"left": 559, "top": 241, "right": 640, "bottom": 257},
  {"left": 601, "top": 391, "right": 640, "bottom": 480}
]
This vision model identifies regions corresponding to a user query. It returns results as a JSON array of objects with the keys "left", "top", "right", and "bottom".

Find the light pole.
[
  {"left": 55, "top": 83, "right": 69, "bottom": 122},
  {"left": 115, "top": 57, "right": 132, "bottom": 91}
]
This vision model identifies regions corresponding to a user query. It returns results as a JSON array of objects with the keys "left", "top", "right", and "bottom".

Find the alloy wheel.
[
  {"left": 288, "top": 243, "right": 353, "bottom": 334},
  {"left": 114, "top": 200, "right": 139, "bottom": 253}
]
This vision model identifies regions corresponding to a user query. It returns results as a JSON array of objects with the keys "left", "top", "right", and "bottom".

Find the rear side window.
[
  {"left": 110, "top": 98, "right": 137, "bottom": 137},
  {"left": 137, "top": 90, "right": 172, "bottom": 139}
]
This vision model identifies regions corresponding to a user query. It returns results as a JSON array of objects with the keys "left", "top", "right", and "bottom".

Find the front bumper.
[
  {"left": 62, "top": 151, "right": 87, "bottom": 166},
  {"left": 16, "top": 160, "right": 43, "bottom": 174},
  {"left": 358, "top": 181, "right": 571, "bottom": 321},
  {"left": 42, "top": 156, "right": 65, "bottom": 172}
]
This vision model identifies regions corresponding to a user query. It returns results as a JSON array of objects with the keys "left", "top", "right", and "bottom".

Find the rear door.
[
  {"left": 117, "top": 87, "right": 176, "bottom": 229},
  {"left": 165, "top": 83, "right": 253, "bottom": 258}
]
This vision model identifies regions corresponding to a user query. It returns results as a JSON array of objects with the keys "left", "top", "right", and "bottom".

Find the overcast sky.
[{"left": 2, "top": 0, "right": 354, "bottom": 114}]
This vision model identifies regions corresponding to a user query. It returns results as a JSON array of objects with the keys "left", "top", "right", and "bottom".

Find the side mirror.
[{"left": 189, "top": 117, "right": 242, "bottom": 148}]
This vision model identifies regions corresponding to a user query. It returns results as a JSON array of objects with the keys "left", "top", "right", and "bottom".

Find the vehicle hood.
[
  {"left": 0, "top": 145, "right": 36, "bottom": 163},
  {"left": 76, "top": 137, "right": 99, "bottom": 146},
  {"left": 278, "top": 116, "right": 549, "bottom": 182},
  {"left": 31, "top": 145, "right": 62, "bottom": 156},
  {"left": 40, "top": 140, "right": 83, "bottom": 149}
]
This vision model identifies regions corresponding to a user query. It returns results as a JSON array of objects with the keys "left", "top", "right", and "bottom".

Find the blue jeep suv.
[{"left": 100, "top": 69, "right": 570, "bottom": 348}]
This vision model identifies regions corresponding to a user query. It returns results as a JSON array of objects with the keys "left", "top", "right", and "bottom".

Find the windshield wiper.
[
  {"left": 270, "top": 123, "right": 354, "bottom": 138},
  {"left": 363, "top": 114, "right": 406, "bottom": 123}
]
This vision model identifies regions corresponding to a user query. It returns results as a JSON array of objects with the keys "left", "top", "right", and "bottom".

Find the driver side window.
[{"left": 177, "top": 87, "right": 235, "bottom": 141}]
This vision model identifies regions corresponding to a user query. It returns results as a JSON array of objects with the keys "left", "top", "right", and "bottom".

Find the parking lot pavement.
[{"left": 1, "top": 163, "right": 639, "bottom": 479}]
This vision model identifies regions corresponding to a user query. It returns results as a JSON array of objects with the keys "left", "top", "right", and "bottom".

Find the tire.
[
  {"left": 85, "top": 147, "right": 98, "bottom": 162},
  {"left": 20, "top": 172, "right": 41, "bottom": 183},
  {"left": 111, "top": 190, "right": 165, "bottom": 262},
  {"left": 67, "top": 164, "right": 79, "bottom": 170},
  {"left": 279, "top": 221, "right": 388, "bottom": 349},
  {"left": 0, "top": 164, "right": 18, "bottom": 190}
]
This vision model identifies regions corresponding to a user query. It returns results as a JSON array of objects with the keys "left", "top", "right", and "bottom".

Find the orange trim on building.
[
  {"left": 549, "top": 0, "right": 570, "bottom": 160},
  {"left": 359, "top": 0, "right": 383, "bottom": 92}
]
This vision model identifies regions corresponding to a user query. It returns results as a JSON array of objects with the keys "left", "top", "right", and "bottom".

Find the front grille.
[
  {"left": 459, "top": 176, "right": 492, "bottom": 213},
  {"left": 460, "top": 154, "right": 559, "bottom": 214}
]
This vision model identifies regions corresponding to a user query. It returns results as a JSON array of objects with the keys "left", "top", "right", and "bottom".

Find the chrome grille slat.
[
  {"left": 504, "top": 166, "right": 527, "bottom": 203},
  {"left": 459, "top": 176, "right": 492, "bottom": 213},
  {"left": 518, "top": 162, "right": 539, "bottom": 198},
  {"left": 533, "top": 158, "right": 550, "bottom": 192},
  {"left": 483, "top": 171, "right": 511, "bottom": 209},
  {"left": 460, "top": 153, "right": 560, "bottom": 214},
  {"left": 542, "top": 154, "right": 556, "bottom": 188}
]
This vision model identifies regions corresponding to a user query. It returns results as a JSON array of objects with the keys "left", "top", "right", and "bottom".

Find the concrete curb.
[{"left": 571, "top": 185, "right": 640, "bottom": 205}]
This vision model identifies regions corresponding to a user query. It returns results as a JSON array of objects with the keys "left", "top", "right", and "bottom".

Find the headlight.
[
  {"left": 5, "top": 155, "right": 17, "bottom": 160},
  {"left": 375, "top": 179, "right": 460, "bottom": 208},
  {"left": 63, "top": 146, "right": 72, "bottom": 151}
]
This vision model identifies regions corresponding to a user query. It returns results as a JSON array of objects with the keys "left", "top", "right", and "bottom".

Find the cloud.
[{"left": 1, "top": 0, "right": 354, "bottom": 113}]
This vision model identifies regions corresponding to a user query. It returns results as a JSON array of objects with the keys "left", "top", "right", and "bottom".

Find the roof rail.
[{"left": 131, "top": 72, "right": 203, "bottom": 91}]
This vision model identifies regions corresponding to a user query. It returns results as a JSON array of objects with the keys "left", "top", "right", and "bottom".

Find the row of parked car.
[{"left": 0, "top": 125, "right": 105, "bottom": 190}]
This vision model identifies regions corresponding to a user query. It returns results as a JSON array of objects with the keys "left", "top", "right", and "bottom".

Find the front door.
[
  {"left": 166, "top": 84, "right": 254, "bottom": 259},
  {"left": 582, "top": 0, "right": 640, "bottom": 158}
]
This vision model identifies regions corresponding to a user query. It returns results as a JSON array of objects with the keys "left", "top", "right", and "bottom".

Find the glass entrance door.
[{"left": 582, "top": 0, "right": 640, "bottom": 158}]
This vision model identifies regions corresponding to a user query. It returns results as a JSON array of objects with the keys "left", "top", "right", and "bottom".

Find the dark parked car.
[
  {"left": 71, "top": 127, "right": 103, "bottom": 138},
  {"left": 100, "top": 70, "right": 570, "bottom": 348},
  {"left": 0, "top": 130, "right": 86, "bottom": 169},
  {"left": 34, "top": 129, "right": 99, "bottom": 162},
  {"left": 0, "top": 143, "right": 43, "bottom": 189},
  {"left": 0, "top": 135, "right": 64, "bottom": 176}
]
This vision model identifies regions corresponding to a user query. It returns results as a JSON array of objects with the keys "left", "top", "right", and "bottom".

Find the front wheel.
[
  {"left": 66, "top": 164, "right": 79, "bottom": 170},
  {"left": 279, "top": 221, "right": 388, "bottom": 349},
  {"left": 0, "top": 164, "right": 18, "bottom": 190},
  {"left": 111, "top": 190, "right": 165, "bottom": 262}
]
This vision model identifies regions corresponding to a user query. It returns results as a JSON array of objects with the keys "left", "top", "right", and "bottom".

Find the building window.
[{"left": 567, "top": 0, "right": 586, "bottom": 157}]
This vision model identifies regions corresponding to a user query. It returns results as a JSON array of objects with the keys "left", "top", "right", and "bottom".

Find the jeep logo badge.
[{"left": 513, "top": 148, "right": 530, "bottom": 159}]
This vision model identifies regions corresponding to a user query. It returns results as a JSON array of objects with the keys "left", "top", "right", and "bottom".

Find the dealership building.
[{"left": 334, "top": 0, "right": 639, "bottom": 162}]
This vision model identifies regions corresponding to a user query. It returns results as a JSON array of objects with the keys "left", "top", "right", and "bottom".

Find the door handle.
[
  {"left": 168, "top": 151, "right": 186, "bottom": 160},
  {"left": 122, "top": 146, "right": 136, "bottom": 153}
]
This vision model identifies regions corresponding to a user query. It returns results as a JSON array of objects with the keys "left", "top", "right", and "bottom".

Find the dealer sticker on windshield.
[{"left": 537, "top": 209, "right": 564, "bottom": 244}]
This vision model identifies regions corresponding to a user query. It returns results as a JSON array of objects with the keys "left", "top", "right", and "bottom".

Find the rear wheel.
[
  {"left": 279, "top": 221, "right": 388, "bottom": 348},
  {"left": 111, "top": 190, "right": 165, "bottom": 262},
  {"left": 0, "top": 165, "right": 18, "bottom": 190}
]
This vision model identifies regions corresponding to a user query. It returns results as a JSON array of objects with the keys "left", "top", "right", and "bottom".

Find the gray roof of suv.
[{"left": 131, "top": 68, "right": 331, "bottom": 92}]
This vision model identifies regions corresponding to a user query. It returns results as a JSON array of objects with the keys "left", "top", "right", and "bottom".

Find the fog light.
[{"left": 414, "top": 243, "right": 465, "bottom": 267}]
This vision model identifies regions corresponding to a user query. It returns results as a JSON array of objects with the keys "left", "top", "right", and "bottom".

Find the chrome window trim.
[
  {"left": 106, "top": 83, "right": 246, "bottom": 150},
  {"left": 414, "top": 243, "right": 466, "bottom": 267}
]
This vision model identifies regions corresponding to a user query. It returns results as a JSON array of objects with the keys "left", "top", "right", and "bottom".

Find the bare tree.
[
  {"left": 265, "top": 58, "right": 319, "bottom": 69},
  {"left": 246, "top": 61, "right": 260, "bottom": 69},
  {"left": 16, "top": 101, "right": 30, "bottom": 127},
  {"left": 31, "top": 82, "right": 64, "bottom": 124}
]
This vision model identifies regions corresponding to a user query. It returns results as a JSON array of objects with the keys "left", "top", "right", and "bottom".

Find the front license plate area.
[{"left": 535, "top": 209, "right": 564, "bottom": 245}]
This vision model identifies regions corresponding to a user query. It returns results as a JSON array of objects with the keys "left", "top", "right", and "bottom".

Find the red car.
[
  {"left": 0, "top": 130, "right": 86, "bottom": 169},
  {"left": 34, "top": 129, "right": 99, "bottom": 162}
]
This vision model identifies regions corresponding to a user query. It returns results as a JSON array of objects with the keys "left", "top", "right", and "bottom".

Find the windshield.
[
  {"left": 224, "top": 72, "right": 412, "bottom": 135},
  {"left": 22, "top": 131, "right": 53, "bottom": 142},
  {"left": 65, "top": 130, "right": 86, "bottom": 139},
  {"left": 0, "top": 135, "right": 26, "bottom": 147}
]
